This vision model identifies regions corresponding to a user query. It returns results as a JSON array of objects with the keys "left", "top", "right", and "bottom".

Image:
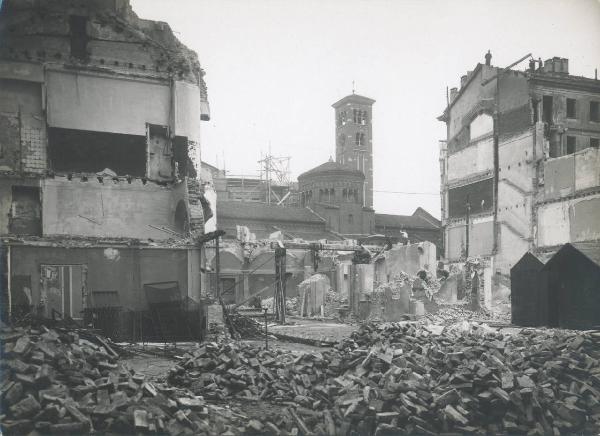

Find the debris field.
[
  {"left": 2, "top": 320, "right": 600, "bottom": 435},
  {"left": 171, "top": 322, "right": 600, "bottom": 435}
]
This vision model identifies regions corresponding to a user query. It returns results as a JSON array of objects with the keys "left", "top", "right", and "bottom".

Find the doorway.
[{"left": 41, "top": 265, "right": 86, "bottom": 320}]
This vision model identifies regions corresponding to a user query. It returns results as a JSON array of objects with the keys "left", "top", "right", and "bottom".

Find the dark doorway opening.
[{"left": 9, "top": 186, "right": 41, "bottom": 236}]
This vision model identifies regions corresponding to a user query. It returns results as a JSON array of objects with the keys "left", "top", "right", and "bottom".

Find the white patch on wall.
[
  {"left": 103, "top": 248, "right": 120, "bottom": 261},
  {"left": 204, "top": 184, "right": 217, "bottom": 233},
  {"left": 537, "top": 202, "right": 570, "bottom": 247},
  {"left": 470, "top": 113, "right": 493, "bottom": 140}
]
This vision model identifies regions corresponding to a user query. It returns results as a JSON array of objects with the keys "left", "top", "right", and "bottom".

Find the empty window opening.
[
  {"left": 591, "top": 138, "right": 599, "bottom": 149},
  {"left": 174, "top": 200, "right": 190, "bottom": 235},
  {"left": 69, "top": 15, "right": 88, "bottom": 60},
  {"left": 566, "top": 98, "right": 576, "bottom": 119},
  {"left": 9, "top": 186, "right": 41, "bottom": 236},
  {"left": 355, "top": 132, "right": 365, "bottom": 146},
  {"left": 542, "top": 96, "right": 553, "bottom": 123},
  {"left": 353, "top": 109, "right": 368, "bottom": 125},
  {"left": 173, "top": 136, "right": 194, "bottom": 178},
  {"left": 591, "top": 101, "right": 600, "bottom": 122},
  {"left": 566, "top": 136, "right": 576, "bottom": 155},
  {"left": 532, "top": 98, "right": 539, "bottom": 123},
  {"left": 147, "top": 124, "right": 173, "bottom": 181},
  {"left": 348, "top": 214, "right": 354, "bottom": 224},
  {"left": 48, "top": 128, "right": 145, "bottom": 176}
]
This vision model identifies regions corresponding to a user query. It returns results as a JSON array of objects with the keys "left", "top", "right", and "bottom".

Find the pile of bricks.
[
  {"left": 422, "top": 305, "right": 508, "bottom": 326},
  {"left": 0, "top": 325, "right": 251, "bottom": 435},
  {"left": 171, "top": 323, "right": 600, "bottom": 435}
]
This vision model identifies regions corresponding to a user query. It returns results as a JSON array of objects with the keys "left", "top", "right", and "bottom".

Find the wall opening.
[
  {"left": 591, "top": 101, "right": 600, "bottom": 122},
  {"left": 69, "top": 15, "right": 88, "bottom": 60},
  {"left": 9, "top": 186, "right": 41, "bottom": 236},
  {"left": 48, "top": 127, "right": 145, "bottom": 176},
  {"left": 173, "top": 136, "right": 194, "bottom": 178},
  {"left": 566, "top": 136, "right": 576, "bottom": 155},
  {"left": 147, "top": 124, "right": 173, "bottom": 181},
  {"left": 174, "top": 200, "right": 190, "bottom": 235},
  {"left": 542, "top": 96, "right": 553, "bottom": 124},
  {"left": 448, "top": 178, "right": 493, "bottom": 218},
  {"left": 566, "top": 98, "right": 576, "bottom": 119}
]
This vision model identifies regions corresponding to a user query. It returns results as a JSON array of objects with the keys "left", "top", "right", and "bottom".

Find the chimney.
[
  {"left": 485, "top": 50, "right": 492, "bottom": 66},
  {"left": 450, "top": 87, "right": 458, "bottom": 101},
  {"left": 460, "top": 75, "right": 467, "bottom": 87},
  {"left": 562, "top": 58, "right": 569, "bottom": 74}
]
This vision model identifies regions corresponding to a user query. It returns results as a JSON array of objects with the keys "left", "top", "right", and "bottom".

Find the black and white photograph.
[{"left": 1, "top": 0, "right": 600, "bottom": 434}]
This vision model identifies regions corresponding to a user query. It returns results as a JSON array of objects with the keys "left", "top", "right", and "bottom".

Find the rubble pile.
[
  {"left": 171, "top": 323, "right": 600, "bottom": 435},
  {"left": 422, "top": 304, "right": 512, "bottom": 326},
  {"left": 0, "top": 325, "right": 252, "bottom": 435}
]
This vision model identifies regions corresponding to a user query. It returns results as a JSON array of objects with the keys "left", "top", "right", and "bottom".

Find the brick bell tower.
[{"left": 332, "top": 92, "right": 375, "bottom": 209}]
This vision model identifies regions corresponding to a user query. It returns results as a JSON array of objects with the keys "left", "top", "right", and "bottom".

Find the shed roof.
[{"left": 542, "top": 241, "right": 600, "bottom": 270}]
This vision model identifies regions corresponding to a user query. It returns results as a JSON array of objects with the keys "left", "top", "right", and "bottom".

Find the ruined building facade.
[
  {"left": 439, "top": 53, "right": 600, "bottom": 304},
  {"left": 0, "top": 0, "right": 211, "bottom": 337}
]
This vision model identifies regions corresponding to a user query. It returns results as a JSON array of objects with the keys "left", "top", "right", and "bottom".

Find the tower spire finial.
[{"left": 352, "top": 80, "right": 355, "bottom": 94}]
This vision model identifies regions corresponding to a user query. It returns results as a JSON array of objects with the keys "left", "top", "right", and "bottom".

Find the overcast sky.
[{"left": 131, "top": 0, "right": 600, "bottom": 218}]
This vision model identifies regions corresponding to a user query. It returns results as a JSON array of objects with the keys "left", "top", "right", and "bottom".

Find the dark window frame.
[
  {"left": 566, "top": 135, "right": 576, "bottom": 155},
  {"left": 590, "top": 101, "right": 600, "bottom": 122},
  {"left": 566, "top": 98, "right": 576, "bottom": 119}
]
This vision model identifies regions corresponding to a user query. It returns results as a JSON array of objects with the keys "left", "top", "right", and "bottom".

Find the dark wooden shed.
[
  {"left": 510, "top": 251, "right": 552, "bottom": 327},
  {"left": 542, "top": 242, "right": 600, "bottom": 330}
]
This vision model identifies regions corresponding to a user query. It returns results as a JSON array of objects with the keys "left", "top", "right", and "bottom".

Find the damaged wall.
[
  {"left": 0, "top": 178, "right": 42, "bottom": 235},
  {"left": 47, "top": 71, "right": 170, "bottom": 135},
  {"left": 446, "top": 137, "right": 493, "bottom": 183},
  {"left": 381, "top": 241, "right": 437, "bottom": 278},
  {"left": 543, "top": 147, "right": 600, "bottom": 200},
  {"left": 537, "top": 194, "right": 600, "bottom": 247},
  {"left": 42, "top": 177, "right": 188, "bottom": 239},
  {"left": 446, "top": 217, "right": 494, "bottom": 261},
  {"left": 0, "top": 77, "right": 47, "bottom": 174},
  {"left": 9, "top": 244, "right": 198, "bottom": 315}
]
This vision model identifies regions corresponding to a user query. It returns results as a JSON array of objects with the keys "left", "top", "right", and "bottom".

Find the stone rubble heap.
[
  {"left": 422, "top": 305, "right": 511, "bottom": 326},
  {"left": 171, "top": 322, "right": 600, "bottom": 435},
  {"left": 0, "top": 325, "right": 251, "bottom": 435}
]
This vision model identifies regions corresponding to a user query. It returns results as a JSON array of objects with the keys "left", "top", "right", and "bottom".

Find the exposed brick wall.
[
  {"left": 186, "top": 178, "right": 204, "bottom": 237},
  {"left": 21, "top": 119, "right": 47, "bottom": 174}
]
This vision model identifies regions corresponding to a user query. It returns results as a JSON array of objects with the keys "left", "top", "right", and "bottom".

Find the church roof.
[
  {"left": 375, "top": 210, "right": 441, "bottom": 230},
  {"left": 332, "top": 93, "right": 376, "bottom": 108},
  {"left": 298, "top": 160, "right": 365, "bottom": 180}
]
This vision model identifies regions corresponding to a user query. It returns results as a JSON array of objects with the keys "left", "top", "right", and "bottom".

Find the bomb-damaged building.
[
  {"left": 0, "top": 0, "right": 213, "bottom": 340},
  {"left": 438, "top": 51, "right": 600, "bottom": 309}
]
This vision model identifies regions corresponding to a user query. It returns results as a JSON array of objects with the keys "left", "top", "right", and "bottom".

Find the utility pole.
[
  {"left": 215, "top": 234, "right": 221, "bottom": 300},
  {"left": 465, "top": 195, "right": 471, "bottom": 259},
  {"left": 481, "top": 52, "right": 532, "bottom": 254}
]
